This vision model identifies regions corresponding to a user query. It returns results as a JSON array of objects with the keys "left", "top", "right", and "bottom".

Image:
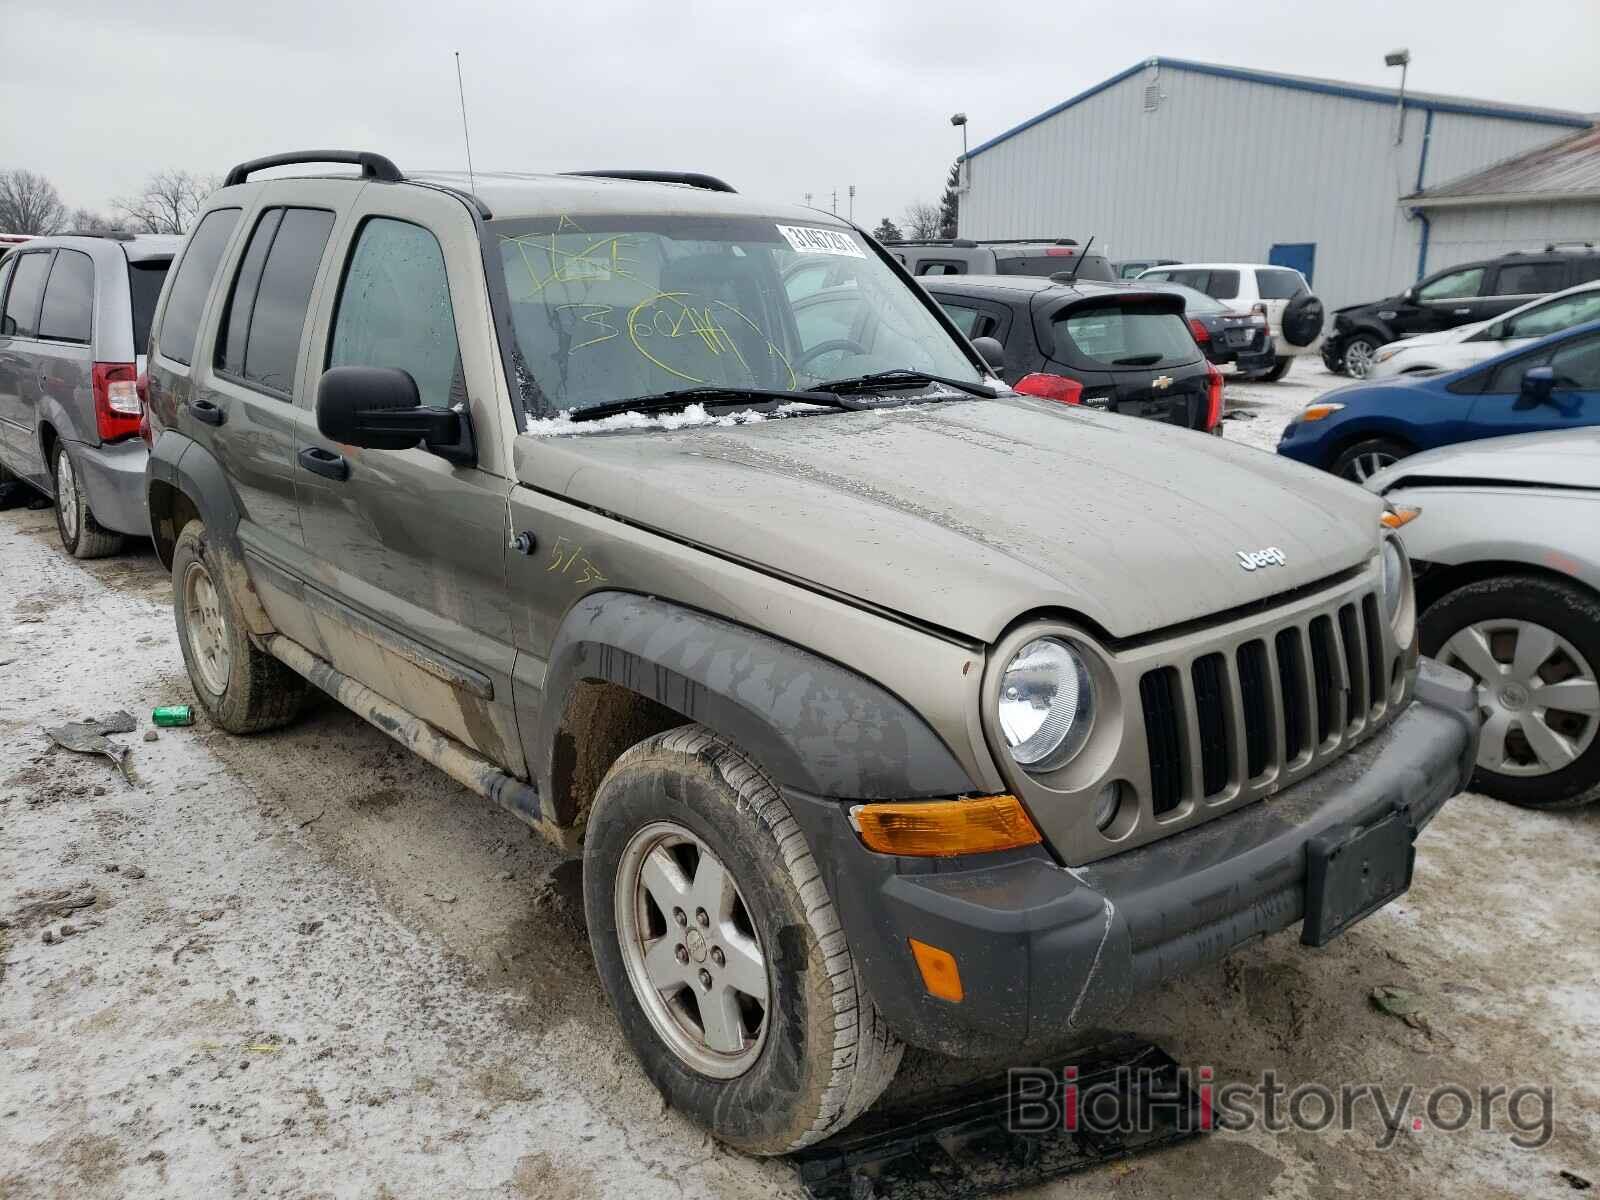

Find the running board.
[
  {"left": 790, "top": 1037, "right": 1206, "bottom": 1199},
  {"left": 263, "top": 634, "right": 575, "bottom": 850}
]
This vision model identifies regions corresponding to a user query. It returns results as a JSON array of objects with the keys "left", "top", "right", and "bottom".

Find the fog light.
[
  {"left": 909, "top": 938, "right": 964, "bottom": 1003},
  {"left": 1094, "top": 781, "right": 1124, "bottom": 831}
]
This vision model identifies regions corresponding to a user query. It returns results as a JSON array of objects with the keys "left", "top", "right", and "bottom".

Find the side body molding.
[{"left": 534, "top": 592, "right": 977, "bottom": 804}]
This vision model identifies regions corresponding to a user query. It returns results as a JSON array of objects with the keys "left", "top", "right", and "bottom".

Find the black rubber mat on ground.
[{"left": 790, "top": 1036, "right": 1207, "bottom": 1199}]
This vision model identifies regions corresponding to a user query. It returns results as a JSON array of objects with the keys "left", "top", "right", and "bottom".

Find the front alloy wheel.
[
  {"left": 1343, "top": 336, "right": 1380, "bottom": 379},
  {"left": 615, "top": 820, "right": 770, "bottom": 1078},
  {"left": 182, "top": 559, "right": 233, "bottom": 695}
]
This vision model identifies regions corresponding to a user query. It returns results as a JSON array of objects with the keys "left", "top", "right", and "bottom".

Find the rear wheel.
[
  {"left": 584, "top": 726, "right": 902, "bottom": 1154},
  {"left": 1341, "top": 334, "right": 1381, "bottom": 379},
  {"left": 1256, "top": 356, "right": 1294, "bottom": 383},
  {"left": 53, "top": 444, "right": 124, "bottom": 559},
  {"left": 1330, "top": 437, "right": 1410, "bottom": 483},
  {"left": 1423, "top": 575, "right": 1600, "bottom": 808},
  {"left": 172, "top": 520, "right": 311, "bottom": 734}
]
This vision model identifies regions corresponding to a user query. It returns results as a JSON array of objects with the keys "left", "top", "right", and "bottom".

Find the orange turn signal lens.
[
  {"left": 852, "top": 794, "right": 1042, "bottom": 857},
  {"left": 909, "top": 938, "right": 964, "bottom": 1002},
  {"left": 1300, "top": 402, "right": 1345, "bottom": 422},
  {"left": 1380, "top": 506, "right": 1422, "bottom": 529}
]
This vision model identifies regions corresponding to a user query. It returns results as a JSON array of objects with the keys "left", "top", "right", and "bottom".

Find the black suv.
[
  {"left": 1325, "top": 243, "right": 1600, "bottom": 378},
  {"left": 917, "top": 274, "right": 1222, "bottom": 433},
  {"left": 883, "top": 237, "right": 1116, "bottom": 283}
]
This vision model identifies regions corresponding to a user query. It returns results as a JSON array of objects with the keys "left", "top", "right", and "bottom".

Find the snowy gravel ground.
[
  {"left": 2, "top": 411, "right": 1598, "bottom": 1199},
  {"left": 1216, "top": 357, "right": 1343, "bottom": 454}
]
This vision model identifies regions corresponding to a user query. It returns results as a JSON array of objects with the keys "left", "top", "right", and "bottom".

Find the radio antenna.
[
  {"left": 454, "top": 51, "right": 478, "bottom": 197},
  {"left": 1065, "top": 233, "right": 1096, "bottom": 285}
]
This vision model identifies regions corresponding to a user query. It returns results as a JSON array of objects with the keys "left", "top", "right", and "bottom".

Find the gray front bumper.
[
  {"left": 70, "top": 437, "right": 150, "bottom": 538},
  {"left": 787, "top": 659, "right": 1480, "bottom": 1057}
]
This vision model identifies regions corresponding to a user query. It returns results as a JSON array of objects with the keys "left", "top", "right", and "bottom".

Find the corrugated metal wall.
[
  {"left": 960, "top": 66, "right": 1572, "bottom": 312},
  {"left": 1425, "top": 201, "right": 1600, "bottom": 266}
]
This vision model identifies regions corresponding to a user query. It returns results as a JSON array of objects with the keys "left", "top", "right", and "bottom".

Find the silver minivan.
[{"left": 0, "top": 232, "right": 180, "bottom": 556}]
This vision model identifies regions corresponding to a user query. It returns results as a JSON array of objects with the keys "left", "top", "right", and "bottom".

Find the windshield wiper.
[
  {"left": 815, "top": 369, "right": 998, "bottom": 399},
  {"left": 565, "top": 385, "right": 858, "bottom": 424},
  {"left": 1111, "top": 354, "right": 1163, "bottom": 367}
]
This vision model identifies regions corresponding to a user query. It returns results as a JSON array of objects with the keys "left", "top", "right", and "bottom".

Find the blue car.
[{"left": 1278, "top": 318, "right": 1600, "bottom": 482}]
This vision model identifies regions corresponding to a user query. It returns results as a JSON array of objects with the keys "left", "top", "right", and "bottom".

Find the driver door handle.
[
  {"left": 298, "top": 446, "right": 349, "bottom": 482},
  {"left": 1452, "top": 308, "right": 1472, "bottom": 315},
  {"left": 189, "top": 398, "right": 226, "bottom": 426}
]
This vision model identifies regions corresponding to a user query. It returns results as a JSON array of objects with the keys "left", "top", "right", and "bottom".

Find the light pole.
[
  {"left": 1385, "top": 49, "right": 1411, "bottom": 145},
  {"left": 848, "top": 185, "right": 855, "bottom": 221},
  {"left": 950, "top": 113, "right": 969, "bottom": 239}
]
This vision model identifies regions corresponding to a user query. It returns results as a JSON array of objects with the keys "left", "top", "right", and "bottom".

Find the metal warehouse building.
[{"left": 958, "top": 58, "right": 1595, "bottom": 312}]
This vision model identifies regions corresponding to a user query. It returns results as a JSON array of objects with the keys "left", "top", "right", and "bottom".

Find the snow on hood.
[{"left": 522, "top": 401, "right": 828, "bottom": 436}]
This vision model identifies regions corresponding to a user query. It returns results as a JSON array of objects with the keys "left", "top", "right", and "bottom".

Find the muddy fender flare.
[{"left": 535, "top": 592, "right": 977, "bottom": 806}]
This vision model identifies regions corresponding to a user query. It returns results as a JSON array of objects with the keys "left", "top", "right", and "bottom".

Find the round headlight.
[
  {"left": 1379, "top": 536, "right": 1414, "bottom": 640},
  {"left": 997, "top": 638, "right": 1095, "bottom": 769}
]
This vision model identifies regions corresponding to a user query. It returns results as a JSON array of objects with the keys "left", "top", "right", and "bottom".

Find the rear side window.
[
  {"left": 128, "top": 261, "right": 170, "bottom": 353},
  {"left": 217, "top": 207, "right": 335, "bottom": 396},
  {"left": 1200, "top": 270, "right": 1240, "bottom": 300},
  {"left": 1256, "top": 269, "right": 1303, "bottom": 300},
  {"left": 0, "top": 257, "right": 14, "bottom": 322},
  {"left": 328, "top": 218, "right": 461, "bottom": 408},
  {"left": 917, "top": 260, "right": 965, "bottom": 276},
  {"left": 1492, "top": 261, "right": 1565, "bottom": 296},
  {"left": 937, "top": 300, "right": 982, "bottom": 335},
  {"left": 2, "top": 252, "right": 52, "bottom": 338},
  {"left": 38, "top": 249, "right": 94, "bottom": 344},
  {"left": 159, "top": 208, "right": 241, "bottom": 365},
  {"left": 1055, "top": 303, "right": 1196, "bottom": 367},
  {"left": 997, "top": 254, "right": 1114, "bottom": 282},
  {"left": 1573, "top": 258, "right": 1600, "bottom": 285}
]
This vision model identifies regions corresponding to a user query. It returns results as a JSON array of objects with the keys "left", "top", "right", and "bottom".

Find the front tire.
[
  {"left": 584, "top": 726, "right": 902, "bottom": 1155},
  {"left": 1330, "top": 437, "right": 1410, "bottom": 483},
  {"left": 53, "top": 444, "right": 123, "bottom": 559},
  {"left": 1423, "top": 575, "right": 1600, "bottom": 809},
  {"left": 1341, "top": 334, "right": 1381, "bottom": 379},
  {"left": 171, "top": 520, "right": 311, "bottom": 734}
]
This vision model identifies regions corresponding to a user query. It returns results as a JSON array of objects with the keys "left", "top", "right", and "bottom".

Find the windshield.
[{"left": 487, "top": 213, "right": 984, "bottom": 418}]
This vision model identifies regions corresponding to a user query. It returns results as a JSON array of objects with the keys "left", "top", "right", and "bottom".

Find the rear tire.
[
  {"left": 584, "top": 725, "right": 902, "bottom": 1155},
  {"left": 53, "top": 444, "right": 124, "bottom": 559},
  {"left": 1330, "top": 437, "right": 1410, "bottom": 483},
  {"left": 1422, "top": 575, "right": 1600, "bottom": 809},
  {"left": 171, "top": 520, "right": 311, "bottom": 734},
  {"left": 1257, "top": 356, "right": 1294, "bottom": 383}
]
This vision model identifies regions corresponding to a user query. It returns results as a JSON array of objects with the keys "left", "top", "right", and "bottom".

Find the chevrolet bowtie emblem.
[{"left": 1152, "top": 375, "right": 1173, "bottom": 390}]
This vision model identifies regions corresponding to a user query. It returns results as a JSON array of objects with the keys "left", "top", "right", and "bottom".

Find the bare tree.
[
  {"left": 111, "top": 169, "right": 220, "bottom": 234},
  {"left": 902, "top": 201, "right": 942, "bottom": 241},
  {"left": 0, "top": 169, "right": 67, "bottom": 235},
  {"left": 67, "top": 208, "right": 119, "bottom": 234}
]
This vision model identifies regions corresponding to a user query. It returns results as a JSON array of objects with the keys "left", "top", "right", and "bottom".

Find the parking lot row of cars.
[{"left": 0, "top": 158, "right": 1594, "bottom": 1160}]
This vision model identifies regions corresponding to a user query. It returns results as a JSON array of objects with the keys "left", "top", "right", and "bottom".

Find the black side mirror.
[
  {"left": 316, "top": 366, "right": 475, "bottom": 466},
  {"left": 1401, "top": 286, "right": 1418, "bottom": 304},
  {"left": 971, "top": 335, "right": 1006, "bottom": 371},
  {"left": 1517, "top": 365, "right": 1556, "bottom": 409}
]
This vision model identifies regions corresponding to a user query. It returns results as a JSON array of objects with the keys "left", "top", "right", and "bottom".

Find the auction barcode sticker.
[{"left": 776, "top": 225, "right": 867, "bottom": 258}]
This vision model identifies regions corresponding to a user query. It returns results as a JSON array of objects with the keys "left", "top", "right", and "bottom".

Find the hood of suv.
[{"left": 514, "top": 399, "right": 1381, "bottom": 642}]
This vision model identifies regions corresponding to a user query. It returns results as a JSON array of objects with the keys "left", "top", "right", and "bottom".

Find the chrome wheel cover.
[
  {"left": 614, "top": 820, "right": 770, "bottom": 1079},
  {"left": 1340, "top": 448, "right": 1399, "bottom": 483},
  {"left": 182, "top": 560, "right": 232, "bottom": 695},
  {"left": 56, "top": 449, "right": 79, "bottom": 543},
  {"left": 1345, "top": 339, "right": 1377, "bottom": 378},
  {"left": 1441, "top": 619, "right": 1599, "bottom": 777}
]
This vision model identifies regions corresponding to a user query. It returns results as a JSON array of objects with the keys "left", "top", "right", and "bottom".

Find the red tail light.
[
  {"left": 93, "top": 362, "right": 141, "bottom": 443},
  {"left": 1204, "top": 361, "right": 1224, "bottom": 432},
  {"left": 1015, "top": 372, "right": 1084, "bottom": 405},
  {"left": 1188, "top": 317, "right": 1210, "bottom": 344}
]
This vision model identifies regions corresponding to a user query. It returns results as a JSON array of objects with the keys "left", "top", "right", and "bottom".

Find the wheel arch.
[
  {"left": 532, "top": 592, "right": 978, "bottom": 835},
  {"left": 1415, "top": 558, "right": 1599, "bottom": 616},
  {"left": 1325, "top": 424, "right": 1418, "bottom": 471}
]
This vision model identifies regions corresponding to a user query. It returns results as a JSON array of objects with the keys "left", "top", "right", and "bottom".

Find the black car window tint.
[
  {"left": 1492, "top": 261, "right": 1565, "bottom": 297},
  {"left": 38, "top": 249, "right": 94, "bottom": 344},
  {"left": 215, "top": 208, "right": 285, "bottom": 378},
  {"left": 1549, "top": 334, "right": 1600, "bottom": 390},
  {"left": 1205, "top": 270, "right": 1240, "bottom": 301},
  {"left": 128, "top": 260, "right": 170, "bottom": 352},
  {"left": 1256, "top": 269, "right": 1302, "bottom": 300},
  {"left": 238, "top": 208, "right": 335, "bottom": 396},
  {"left": 159, "top": 208, "right": 242, "bottom": 365},
  {"left": 329, "top": 217, "right": 462, "bottom": 408},
  {"left": 2, "top": 251, "right": 53, "bottom": 339},
  {"left": 0, "top": 256, "right": 15, "bottom": 323}
]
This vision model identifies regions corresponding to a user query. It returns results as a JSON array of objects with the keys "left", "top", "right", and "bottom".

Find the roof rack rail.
[
  {"left": 61, "top": 230, "right": 137, "bottom": 241},
  {"left": 564, "top": 170, "right": 736, "bottom": 194},
  {"left": 223, "top": 151, "right": 403, "bottom": 188},
  {"left": 1546, "top": 240, "right": 1596, "bottom": 252}
]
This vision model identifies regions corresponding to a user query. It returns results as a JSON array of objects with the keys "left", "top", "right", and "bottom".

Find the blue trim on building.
[
  {"left": 965, "top": 57, "right": 1589, "bottom": 161},
  {"left": 1411, "top": 109, "right": 1436, "bottom": 281},
  {"left": 1416, "top": 108, "right": 1435, "bottom": 192}
]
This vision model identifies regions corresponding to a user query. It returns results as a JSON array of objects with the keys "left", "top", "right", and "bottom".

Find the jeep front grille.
[{"left": 1139, "top": 592, "right": 1394, "bottom": 812}]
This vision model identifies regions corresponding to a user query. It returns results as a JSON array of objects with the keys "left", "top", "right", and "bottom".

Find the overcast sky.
[{"left": 5, "top": 0, "right": 1596, "bottom": 230}]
